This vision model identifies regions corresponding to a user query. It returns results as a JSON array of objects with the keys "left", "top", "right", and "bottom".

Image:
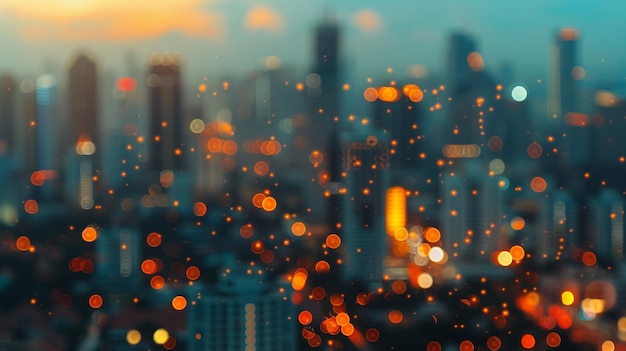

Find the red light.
[{"left": 116, "top": 77, "right": 137, "bottom": 92}]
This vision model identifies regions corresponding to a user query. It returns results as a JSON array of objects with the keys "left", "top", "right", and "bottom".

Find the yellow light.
[
  {"left": 497, "top": 251, "right": 513, "bottom": 267},
  {"left": 126, "top": 329, "right": 141, "bottom": 345},
  {"left": 385, "top": 186, "right": 406, "bottom": 236},
  {"left": 153, "top": 328, "right": 169, "bottom": 344},
  {"left": 561, "top": 291, "right": 575, "bottom": 306}
]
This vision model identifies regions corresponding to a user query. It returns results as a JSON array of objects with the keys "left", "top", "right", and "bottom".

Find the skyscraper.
[
  {"left": 0, "top": 74, "right": 16, "bottom": 156},
  {"left": 36, "top": 74, "right": 57, "bottom": 172},
  {"left": 187, "top": 264, "right": 295, "bottom": 351},
  {"left": 68, "top": 54, "right": 99, "bottom": 158},
  {"left": 339, "top": 130, "right": 390, "bottom": 284},
  {"left": 148, "top": 54, "right": 183, "bottom": 173},
  {"left": 588, "top": 189, "right": 624, "bottom": 263}
]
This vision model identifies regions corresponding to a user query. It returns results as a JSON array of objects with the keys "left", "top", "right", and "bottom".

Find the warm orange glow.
[
  {"left": 509, "top": 245, "right": 525, "bottom": 261},
  {"left": 363, "top": 87, "right": 378, "bottom": 102},
  {"left": 150, "top": 275, "right": 165, "bottom": 290},
  {"left": 146, "top": 232, "right": 162, "bottom": 247},
  {"left": 424, "top": 227, "right": 441, "bottom": 243},
  {"left": 582, "top": 251, "right": 597, "bottom": 266},
  {"left": 254, "top": 161, "right": 269, "bottom": 176},
  {"left": 392, "top": 280, "right": 407, "bottom": 294},
  {"left": 244, "top": 6, "right": 283, "bottom": 33},
  {"left": 298, "top": 310, "right": 313, "bottom": 325},
  {"left": 291, "top": 221, "right": 306, "bottom": 236},
  {"left": 24, "top": 199, "right": 39, "bottom": 215},
  {"left": 89, "top": 294, "right": 103, "bottom": 309},
  {"left": 530, "top": 177, "right": 547, "bottom": 193},
  {"left": 487, "top": 336, "right": 501, "bottom": 351},
  {"left": 388, "top": 310, "right": 403, "bottom": 324},
  {"left": 511, "top": 217, "right": 526, "bottom": 231},
  {"left": 261, "top": 196, "right": 277, "bottom": 211},
  {"left": 546, "top": 332, "right": 561, "bottom": 348},
  {"left": 30, "top": 171, "right": 45, "bottom": 186},
  {"left": 341, "top": 323, "right": 355, "bottom": 336},
  {"left": 81, "top": 226, "right": 98, "bottom": 243},
  {"left": 565, "top": 112, "right": 589, "bottom": 127},
  {"left": 251, "top": 240, "right": 264, "bottom": 254},
  {"left": 336, "top": 312, "right": 350, "bottom": 326},
  {"left": 16, "top": 236, "right": 31, "bottom": 251},
  {"left": 193, "top": 202, "right": 207, "bottom": 216},
  {"left": 186, "top": 266, "right": 200, "bottom": 280},
  {"left": 377, "top": 86, "right": 400, "bottom": 103},
  {"left": 561, "top": 291, "right": 575, "bottom": 305},
  {"left": 527, "top": 142, "right": 543, "bottom": 158},
  {"left": 325, "top": 233, "right": 341, "bottom": 249},
  {"left": 252, "top": 193, "right": 266, "bottom": 208},
  {"left": 460, "top": 340, "right": 474, "bottom": 351},
  {"left": 427, "top": 341, "right": 442, "bottom": 351},
  {"left": 141, "top": 259, "right": 158, "bottom": 275},
  {"left": 386, "top": 186, "right": 406, "bottom": 236},
  {"left": 497, "top": 251, "right": 513, "bottom": 266},
  {"left": 171, "top": 296, "right": 187, "bottom": 310},
  {"left": 467, "top": 52, "right": 484, "bottom": 71},
  {"left": 520, "top": 334, "right": 535, "bottom": 349},
  {"left": 239, "top": 224, "right": 254, "bottom": 238},
  {"left": 315, "top": 260, "right": 330, "bottom": 273}
]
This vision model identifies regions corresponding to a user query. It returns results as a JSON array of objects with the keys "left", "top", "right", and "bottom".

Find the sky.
[{"left": 1, "top": 0, "right": 625, "bottom": 87}]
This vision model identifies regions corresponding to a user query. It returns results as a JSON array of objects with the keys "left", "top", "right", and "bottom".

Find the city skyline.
[{"left": 1, "top": 1, "right": 626, "bottom": 86}]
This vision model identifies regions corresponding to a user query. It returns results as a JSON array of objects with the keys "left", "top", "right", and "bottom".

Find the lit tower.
[
  {"left": 68, "top": 54, "right": 99, "bottom": 161},
  {"left": 588, "top": 189, "right": 624, "bottom": 263},
  {"left": 148, "top": 54, "right": 184, "bottom": 174}
]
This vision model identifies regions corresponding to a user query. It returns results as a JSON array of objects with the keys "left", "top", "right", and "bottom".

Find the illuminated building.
[
  {"left": 64, "top": 139, "right": 96, "bottom": 210},
  {"left": 339, "top": 130, "right": 390, "bottom": 283},
  {"left": 440, "top": 172, "right": 506, "bottom": 262},
  {"left": 588, "top": 189, "right": 624, "bottom": 263},
  {"left": 187, "top": 264, "right": 295, "bottom": 351},
  {"left": 0, "top": 74, "right": 16, "bottom": 156},
  {"left": 537, "top": 190, "right": 578, "bottom": 262},
  {"left": 95, "top": 227, "right": 140, "bottom": 292},
  {"left": 148, "top": 53, "right": 184, "bottom": 173},
  {"left": 68, "top": 54, "right": 99, "bottom": 160}
]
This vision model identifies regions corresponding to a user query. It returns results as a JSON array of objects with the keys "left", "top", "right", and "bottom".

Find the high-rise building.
[
  {"left": 20, "top": 79, "right": 38, "bottom": 174},
  {"left": 310, "top": 15, "right": 340, "bottom": 123},
  {"left": 68, "top": 54, "right": 99, "bottom": 159},
  {"left": 440, "top": 172, "right": 507, "bottom": 262},
  {"left": 547, "top": 28, "right": 589, "bottom": 166},
  {"left": 0, "top": 74, "right": 16, "bottom": 156},
  {"left": 94, "top": 227, "right": 140, "bottom": 292},
  {"left": 338, "top": 129, "right": 390, "bottom": 283},
  {"left": 588, "top": 189, "right": 624, "bottom": 263},
  {"left": 148, "top": 54, "right": 184, "bottom": 173},
  {"left": 187, "top": 264, "right": 295, "bottom": 351},
  {"left": 537, "top": 190, "right": 578, "bottom": 262}
]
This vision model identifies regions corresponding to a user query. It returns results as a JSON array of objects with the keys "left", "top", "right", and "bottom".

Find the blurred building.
[
  {"left": 94, "top": 227, "right": 141, "bottom": 292},
  {"left": 0, "top": 74, "right": 16, "bottom": 157},
  {"left": 588, "top": 189, "right": 624, "bottom": 263},
  {"left": 35, "top": 74, "right": 59, "bottom": 199},
  {"left": 338, "top": 129, "right": 390, "bottom": 284},
  {"left": 440, "top": 172, "right": 507, "bottom": 262},
  {"left": 537, "top": 190, "right": 579, "bottom": 262},
  {"left": 187, "top": 264, "right": 295, "bottom": 351},
  {"left": 68, "top": 54, "right": 99, "bottom": 161},
  {"left": 148, "top": 54, "right": 184, "bottom": 174}
]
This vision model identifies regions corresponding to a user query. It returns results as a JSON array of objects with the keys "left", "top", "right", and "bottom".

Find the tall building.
[
  {"left": 148, "top": 54, "right": 184, "bottom": 173},
  {"left": 588, "top": 189, "right": 624, "bottom": 263},
  {"left": 447, "top": 32, "right": 477, "bottom": 95},
  {"left": 547, "top": 28, "right": 589, "bottom": 166},
  {"left": 0, "top": 74, "right": 16, "bottom": 156},
  {"left": 187, "top": 264, "right": 295, "bottom": 351},
  {"left": 68, "top": 54, "right": 99, "bottom": 158},
  {"left": 20, "top": 79, "right": 38, "bottom": 174},
  {"left": 440, "top": 172, "right": 507, "bottom": 262},
  {"left": 94, "top": 227, "right": 140, "bottom": 292},
  {"left": 310, "top": 15, "right": 340, "bottom": 123},
  {"left": 537, "top": 190, "right": 578, "bottom": 262},
  {"left": 339, "top": 129, "right": 390, "bottom": 283}
]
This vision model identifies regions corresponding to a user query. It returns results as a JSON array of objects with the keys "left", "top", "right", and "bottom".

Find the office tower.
[
  {"left": 0, "top": 74, "right": 16, "bottom": 156},
  {"left": 588, "top": 189, "right": 624, "bottom": 263},
  {"left": 20, "top": 79, "right": 38, "bottom": 174},
  {"left": 339, "top": 129, "right": 390, "bottom": 284},
  {"left": 548, "top": 28, "right": 589, "bottom": 166},
  {"left": 445, "top": 32, "right": 495, "bottom": 149},
  {"left": 310, "top": 15, "right": 340, "bottom": 124},
  {"left": 371, "top": 84, "right": 422, "bottom": 171},
  {"left": 94, "top": 227, "right": 140, "bottom": 292},
  {"left": 537, "top": 190, "right": 578, "bottom": 262},
  {"left": 148, "top": 54, "right": 183, "bottom": 174},
  {"left": 36, "top": 74, "right": 57, "bottom": 171},
  {"left": 440, "top": 172, "right": 506, "bottom": 262},
  {"left": 187, "top": 265, "right": 295, "bottom": 351},
  {"left": 68, "top": 54, "right": 99, "bottom": 158},
  {"left": 64, "top": 140, "right": 96, "bottom": 210}
]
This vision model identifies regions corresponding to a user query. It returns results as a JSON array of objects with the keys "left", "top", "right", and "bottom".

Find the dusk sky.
[{"left": 1, "top": 0, "right": 625, "bottom": 86}]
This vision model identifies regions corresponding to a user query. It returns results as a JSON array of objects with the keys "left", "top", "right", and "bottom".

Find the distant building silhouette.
[
  {"left": 187, "top": 263, "right": 295, "bottom": 351},
  {"left": 588, "top": 189, "right": 624, "bottom": 263},
  {"left": 148, "top": 54, "right": 184, "bottom": 173},
  {"left": 0, "top": 74, "right": 16, "bottom": 156},
  {"left": 68, "top": 54, "right": 99, "bottom": 160}
]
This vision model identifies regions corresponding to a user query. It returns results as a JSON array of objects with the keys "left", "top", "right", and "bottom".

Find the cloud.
[
  {"left": 244, "top": 6, "right": 283, "bottom": 34},
  {"left": 352, "top": 9, "right": 382, "bottom": 32},
  {"left": 0, "top": 0, "right": 223, "bottom": 41}
]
